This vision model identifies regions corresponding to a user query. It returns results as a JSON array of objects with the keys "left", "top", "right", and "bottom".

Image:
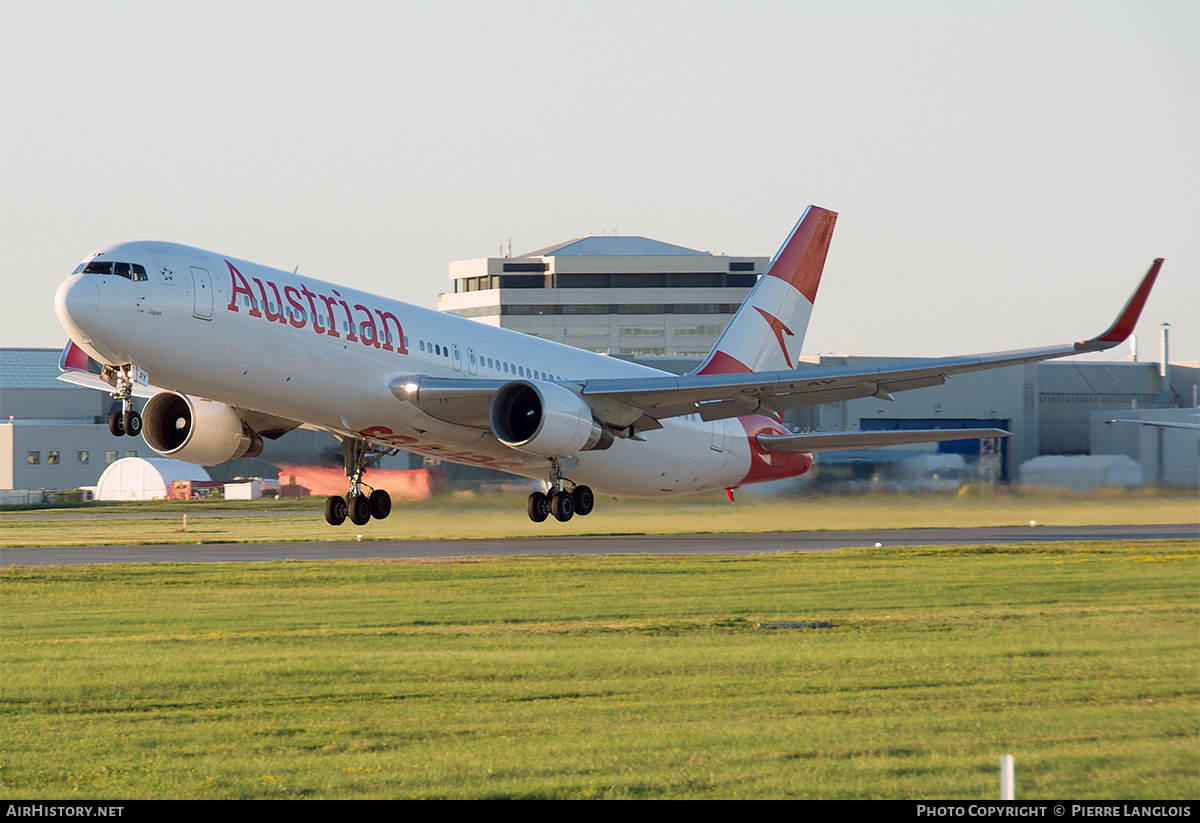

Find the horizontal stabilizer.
[{"left": 757, "top": 428, "right": 1010, "bottom": 454}]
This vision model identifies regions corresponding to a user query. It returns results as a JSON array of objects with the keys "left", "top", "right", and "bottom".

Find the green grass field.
[
  {"left": 2, "top": 488, "right": 1197, "bottom": 547},
  {"left": 2, "top": 539, "right": 1196, "bottom": 799}
]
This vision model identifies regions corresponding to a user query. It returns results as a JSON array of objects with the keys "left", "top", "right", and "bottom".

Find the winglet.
[
  {"left": 1077, "top": 258, "right": 1162, "bottom": 351},
  {"left": 58, "top": 339, "right": 91, "bottom": 373}
]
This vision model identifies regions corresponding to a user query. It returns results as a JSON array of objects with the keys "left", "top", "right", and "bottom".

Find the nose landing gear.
[
  {"left": 526, "top": 458, "right": 594, "bottom": 523},
  {"left": 105, "top": 366, "right": 141, "bottom": 438},
  {"left": 324, "top": 436, "right": 396, "bottom": 527}
]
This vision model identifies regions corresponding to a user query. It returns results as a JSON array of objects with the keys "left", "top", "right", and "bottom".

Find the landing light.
[{"left": 403, "top": 382, "right": 419, "bottom": 394}]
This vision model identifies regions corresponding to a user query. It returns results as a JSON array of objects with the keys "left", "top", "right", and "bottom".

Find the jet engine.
[
  {"left": 142, "top": 392, "right": 263, "bottom": 465},
  {"left": 489, "top": 380, "right": 613, "bottom": 459}
]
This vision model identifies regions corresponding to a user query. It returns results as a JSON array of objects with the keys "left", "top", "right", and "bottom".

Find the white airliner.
[{"left": 54, "top": 206, "right": 1162, "bottom": 526}]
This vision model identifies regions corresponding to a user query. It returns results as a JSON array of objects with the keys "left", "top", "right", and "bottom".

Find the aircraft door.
[
  {"left": 710, "top": 418, "right": 726, "bottom": 451},
  {"left": 452, "top": 343, "right": 462, "bottom": 372},
  {"left": 467, "top": 347, "right": 478, "bottom": 375},
  {"left": 190, "top": 267, "right": 213, "bottom": 320}
]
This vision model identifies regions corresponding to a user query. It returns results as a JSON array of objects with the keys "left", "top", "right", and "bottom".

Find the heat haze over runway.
[{"left": 2, "top": 523, "right": 1194, "bottom": 566}]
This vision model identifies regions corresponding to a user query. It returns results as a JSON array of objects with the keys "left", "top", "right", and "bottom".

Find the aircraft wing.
[
  {"left": 56, "top": 340, "right": 162, "bottom": 399},
  {"left": 578, "top": 258, "right": 1163, "bottom": 429},
  {"left": 393, "top": 259, "right": 1160, "bottom": 437},
  {"left": 757, "top": 428, "right": 1009, "bottom": 454},
  {"left": 1107, "top": 416, "right": 1200, "bottom": 431},
  {"left": 58, "top": 340, "right": 304, "bottom": 439}
]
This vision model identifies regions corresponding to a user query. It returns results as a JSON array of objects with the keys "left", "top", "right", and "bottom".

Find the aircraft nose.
[{"left": 55, "top": 275, "right": 99, "bottom": 334}]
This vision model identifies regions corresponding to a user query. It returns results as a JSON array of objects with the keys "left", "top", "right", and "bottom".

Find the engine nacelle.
[
  {"left": 489, "top": 380, "right": 613, "bottom": 458},
  {"left": 142, "top": 392, "right": 263, "bottom": 465}
]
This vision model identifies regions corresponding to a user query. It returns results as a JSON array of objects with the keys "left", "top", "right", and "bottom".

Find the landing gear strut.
[
  {"left": 106, "top": 366, "right": 141, "bottom": 438},
  {"left": 527, "top": 458, "right": 594, "bottom": 523},
  {"left": 324, "top": 437, "right": 396, "bottom": 527}
]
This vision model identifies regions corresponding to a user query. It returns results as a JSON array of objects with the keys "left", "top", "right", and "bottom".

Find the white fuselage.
[{"left": 56, "top": 241, "right": 786, "bottom": 497}]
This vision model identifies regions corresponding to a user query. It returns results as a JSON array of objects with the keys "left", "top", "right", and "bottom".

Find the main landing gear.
[
  {"left": 324, "top": 437, "right": 396, "bottom": 527},
  {"left": 527, "top": 458, "right": 594, "bottom": 523},
  {"left": 106, "top": 366, "right": 141, "bottom": 438}
]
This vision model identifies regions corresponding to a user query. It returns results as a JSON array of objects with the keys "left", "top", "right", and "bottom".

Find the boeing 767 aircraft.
[{"left": 54, "top": 206, "right": 1162, "bottom": 526}]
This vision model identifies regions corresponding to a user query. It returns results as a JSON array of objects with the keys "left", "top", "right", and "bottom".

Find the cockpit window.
[{"left": 81, "top": 260, "right": 148, "bottom": 281}]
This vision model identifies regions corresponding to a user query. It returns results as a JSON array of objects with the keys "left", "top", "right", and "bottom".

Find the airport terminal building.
[{"left": 437, "top": 235, "right": 767, "bottom": 358}]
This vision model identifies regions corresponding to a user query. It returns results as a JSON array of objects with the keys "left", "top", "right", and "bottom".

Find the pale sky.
[{"left": 2, "top": 0, "right": 1196, "bottom": 362}]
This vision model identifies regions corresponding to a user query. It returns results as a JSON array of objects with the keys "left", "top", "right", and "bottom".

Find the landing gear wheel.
[
  {"left": 551, "top": 490, "right": 575, "bottom": 522},
  {"left": 123, "top": 410, "right": 142, "bottom": 437},
  {"left": 108, "top": 411, "right": 125, "bottom": 437},
  {"left": 324, "top": 495, "right": 348, "bottom": 526},
  {"left": 325, "top": 436, "right": 401, "bottom": 527},
  {"left": 368, "top": 489, "right": 391, "bottom": 520},
  {"left": 527, "top": 491, "right": 550, "bottom": 523},
  {"left": 572, "top": 485, "right": 594, "bottom": 516},
  {"left": 347, "top": 493, "right": 371, "bottom": 526}
]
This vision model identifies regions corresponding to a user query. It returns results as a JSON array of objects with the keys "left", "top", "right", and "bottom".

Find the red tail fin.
[{"left": 693, "top": 206, "right": 837, "bottom": 375}]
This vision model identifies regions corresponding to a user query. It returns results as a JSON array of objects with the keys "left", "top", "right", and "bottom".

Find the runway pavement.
[{"left": 1, "top": 523, "right": 1195, "bottom": 566}]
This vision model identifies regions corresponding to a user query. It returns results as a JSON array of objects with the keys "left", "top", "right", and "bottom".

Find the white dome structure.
[
  {"left": 95, "top": 457, "right": 211, "bottom": 501},
  {"left": 1019, "top": 454, "right": 1143, "bottom": 492}
]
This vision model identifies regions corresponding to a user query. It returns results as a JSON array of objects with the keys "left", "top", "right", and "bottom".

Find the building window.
[
  {"left": 47, "top": 451, "right": 60, "bottom": 465},
  {"left": 614, "top": 273, "right": 667, "bottom": 288},
  {"left": 557, "top": 273, "right": 611, "bottom": 288},
  {"left": 125, "top": 450, "right": 138, "bottom": 459},
  {"left": 496, "top": 274, "right": 545, "bottom": 289},
  {"left": 106, "top": 451, "right": 118, "bottom": 464},
  {"left": 27, "top": 451, "right": 39, "bottom": 465},
  {"left": 78, "top": 451, "right": 89, "bottom": 465}
]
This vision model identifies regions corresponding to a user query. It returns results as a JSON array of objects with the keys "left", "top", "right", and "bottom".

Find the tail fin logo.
[{"left": 754, "top": 307, "right": 796, "bottom": 367}]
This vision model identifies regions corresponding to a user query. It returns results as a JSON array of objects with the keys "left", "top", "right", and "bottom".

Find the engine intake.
[
  {"left": 142, "top": 392, "right": 263, "bottom": 465},
  {"left": 489, "top": 381, "right": 613, "bottom": 458}
]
